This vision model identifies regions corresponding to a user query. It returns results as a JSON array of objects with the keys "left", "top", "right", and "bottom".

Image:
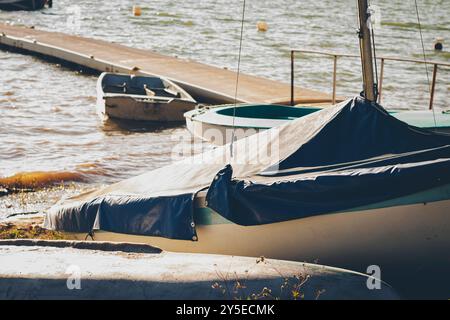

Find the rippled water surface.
[{"left": 0, "top": 0, "right": 449, "bottom": 217}]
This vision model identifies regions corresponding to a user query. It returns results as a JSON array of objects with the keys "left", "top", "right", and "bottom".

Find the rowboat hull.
[
  {"left": 66, "top": 195, "right": 450, "bottom": 297},
  {"left": 98, "top": 95, "right": 197, "bottom": 122},
  {"left": 97, "top": 72, "right": 197, "bottom": 122}
]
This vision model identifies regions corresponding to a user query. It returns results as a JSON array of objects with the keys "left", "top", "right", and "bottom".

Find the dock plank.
[{"left": 0, "top": 24, "right": 335, "bottom": 105}]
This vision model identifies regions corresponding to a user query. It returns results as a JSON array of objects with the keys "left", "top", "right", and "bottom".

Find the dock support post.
[
  {"left": 429, "top": 64, "right": 437, "bottom": 110},
  {"left": 378, "top": 58, "right": 384, "bottom": 104},
  {"left": 290, "top": 50, "right": 295, "bottom": 106},
  {"left": 332, "top": 55, "right": 337, "bottom": 105}
]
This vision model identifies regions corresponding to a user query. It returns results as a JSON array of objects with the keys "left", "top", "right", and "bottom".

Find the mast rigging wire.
[
  {"left": 230, "top": 0, "right": 246, "bottom": 158},
  {"left": 368, "top": 0, "right": 379, "bottom": 102},
  {"left": 414, "top": 0, "right": 437, "bottom": 128}
]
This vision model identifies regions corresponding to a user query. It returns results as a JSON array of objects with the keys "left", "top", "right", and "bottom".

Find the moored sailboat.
[
  {"left": 46, "top": 94, "right": 450, "bottom": 297},
  {"left": 44, "top": 0, "right": 450, "bottom": 297}
]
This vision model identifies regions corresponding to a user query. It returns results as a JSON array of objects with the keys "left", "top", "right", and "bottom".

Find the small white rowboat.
[{"left": 97, "top": 72, "right": 197, "bottom": 122}]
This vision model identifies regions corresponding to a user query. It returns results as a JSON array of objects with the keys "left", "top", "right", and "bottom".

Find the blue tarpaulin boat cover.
[{"left": 45, "top": 96, "right": 450, "bottom": 240}]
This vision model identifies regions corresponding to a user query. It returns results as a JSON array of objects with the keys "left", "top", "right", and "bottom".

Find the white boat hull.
[
  {"left": 96, "top": 72, "right": 197, "bottom": 122},
  {"left": 67, "top": 199, "right": 450, "bottom": 297},
  {"left": 186, "top": 115, "right": 263, "bottom": 145}
]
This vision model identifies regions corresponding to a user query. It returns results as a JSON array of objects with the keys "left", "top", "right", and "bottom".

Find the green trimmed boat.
[
  {"left": 185, "top": 104, "right": 450, "bottom": 145},
  {"left": 185, "top": 104, "right": 322, "bottom": 145}
]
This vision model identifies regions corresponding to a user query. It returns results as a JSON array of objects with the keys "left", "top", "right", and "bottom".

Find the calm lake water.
[{"left": 0, "top": 0, "right": 449, "bottom": 217}]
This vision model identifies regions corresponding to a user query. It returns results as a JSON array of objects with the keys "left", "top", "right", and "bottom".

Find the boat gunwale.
[
  {"left": 185, "top": 103, "right": 322, "bottom": 129},
  {"left": 99, "top": 72, "right": 196, "bottom": 103}
]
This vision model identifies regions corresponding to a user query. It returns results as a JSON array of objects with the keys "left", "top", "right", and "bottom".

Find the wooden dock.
[{"left": 0, "top": 24, "right": 335, "bottom": 105}]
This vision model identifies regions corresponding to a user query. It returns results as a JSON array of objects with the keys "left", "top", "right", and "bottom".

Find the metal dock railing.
[{"left": 290, "top": 49, "right": 450, "bottom": 109}]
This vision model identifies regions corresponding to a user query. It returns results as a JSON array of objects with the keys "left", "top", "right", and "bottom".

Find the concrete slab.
[{"left": 0, "top": 240, "right": 399, "bottom": 300}]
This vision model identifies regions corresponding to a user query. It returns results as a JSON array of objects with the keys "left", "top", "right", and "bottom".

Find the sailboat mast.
[{"left": 357, "top": 0, "right": 377, "bottom": 102}]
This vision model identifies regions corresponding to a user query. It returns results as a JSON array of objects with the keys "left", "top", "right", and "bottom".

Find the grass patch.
[
  {"left": 0, "top": 223, "right": 66, "bottom": 240},
  {"left": 212, "top": 256, "right": 326, "bottom": 300}
]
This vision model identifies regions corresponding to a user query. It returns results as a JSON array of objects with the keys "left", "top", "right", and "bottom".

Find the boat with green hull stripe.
[{"left": 185, "top": 104, "right": 450, "bottom": 145}]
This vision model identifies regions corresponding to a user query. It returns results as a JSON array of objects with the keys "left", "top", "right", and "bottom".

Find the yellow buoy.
[
  {"left": 133, "top": 5, "right": 142, "bottom": 17},
  {"left": 257, "top": 21, "right": 268, "bottom": 32}
]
